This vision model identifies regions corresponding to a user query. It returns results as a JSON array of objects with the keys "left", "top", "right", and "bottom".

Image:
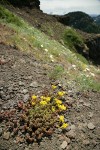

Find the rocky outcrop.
[
  {"left": 85, "top": 35, "right": 100, "bottom": 64},
  {"left": 2, "top": 0, "right": 40, "bottom": 9}
]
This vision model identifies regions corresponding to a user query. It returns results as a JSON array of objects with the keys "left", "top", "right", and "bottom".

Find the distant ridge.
[{"left": 56, "top": 11, "right": 100, "bottom": 34}]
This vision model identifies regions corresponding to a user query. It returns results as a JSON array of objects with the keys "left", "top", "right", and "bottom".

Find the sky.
[{"left": 40, "top": 0, "right": 100, "bottom": 15}]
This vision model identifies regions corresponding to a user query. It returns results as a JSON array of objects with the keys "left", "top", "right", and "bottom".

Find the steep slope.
[
  {"left": 0, "top": 5, "right": 100, "bottom": 82},
  {"left": 1, "top": 4, "right": 100, "bottom": 65}
]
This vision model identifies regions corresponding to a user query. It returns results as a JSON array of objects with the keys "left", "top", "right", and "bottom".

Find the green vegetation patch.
[
  {"left": 76, "top": 74, "right": 100, "bottom": 91},
  {"left": 48, "top": 65, "right": 64, "bottom": 80},
  {"left": 64, "top": 28, "right": 84, "bottom": 51},
  {"left": 0, "top": 5, "right": 24, "bottom": 26}
]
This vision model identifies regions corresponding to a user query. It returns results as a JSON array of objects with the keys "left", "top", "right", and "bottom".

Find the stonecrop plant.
[{"left": 0, "top": 85, "right": 68, "bottom": 143}]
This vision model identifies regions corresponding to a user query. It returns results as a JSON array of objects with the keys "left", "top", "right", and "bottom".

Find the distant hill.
[
  {"left": 57, "top": 11, "right": 100, "bottom": 34},
  {"left": 93, "top": 15, "right": 100, "bottom": 25}
]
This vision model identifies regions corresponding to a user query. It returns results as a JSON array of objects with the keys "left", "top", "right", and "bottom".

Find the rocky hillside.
[{"left": 56, "top": 11, "right": 100, "bottom": 34}]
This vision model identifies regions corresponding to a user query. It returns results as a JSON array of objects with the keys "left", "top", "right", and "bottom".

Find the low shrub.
[{"left": 0, "top": 85, "right": 68, "bottom": 143}]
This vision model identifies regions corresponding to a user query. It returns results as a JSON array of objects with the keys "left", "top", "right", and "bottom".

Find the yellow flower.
[
  {"left": 45, "top": 97, "right": 51, "bottom": 102},
  {"left": 32, "top": 95, "right": 37, "bottom": 100},
  {"left": 31, "top": 102, "right": 36, "bottom": 106},
  {"left": 40, "top": 100, "right": 47, "bottom": 106},
  {"left": 52, "top": 106, "right": 56, "bottom": 112},
  {"left": 40, "top": 96, "right": 45, "bottom": 99},
  {"left": 61, "top": 123, "right": 68, "bottom": 129},
  {"left": 52, "top": 85, "right": 57, "bottom": 90},
  {"left": 59, "top": 115, "right": 64, "bottom": 123},
  {"left": 58, "top": 104, "right": 66, "bottom": 110},
  {"left": 58, "top": 91, "right": 65, "bottom": 97},
  {"left": 55, "top": 99, "right": 62, "bottom": 105}
]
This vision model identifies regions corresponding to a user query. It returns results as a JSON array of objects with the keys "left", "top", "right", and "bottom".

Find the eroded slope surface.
[{"left": 0, "top": 43, "right": 100, "bottom": 150}]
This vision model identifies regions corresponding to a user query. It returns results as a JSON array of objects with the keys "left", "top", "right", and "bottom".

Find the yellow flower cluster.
[
  {"left": 59, "top": 116, "right": 68, "bottom": 129},
  {"left": 40, "top": 100, "right": 47, "bottom": 106},
  {"left": 41, "top": 96, "right": 51, "bottom": 102},
  {"left": 39, "top": 96, "right": 51, "bottom": 106},
  {"left": 58, "top": 91, "right": 65, "bottom": 97},
  {"left": 55, "top": 98, "right": 62, "bottom": 105},
  {"left": 61, "top": 123, "right": 68, "bottom": 129},
  {"left": 32, "top": 95, "right": 37, "bottom": 100},
  {"left": 31, "top": 95, "right": 37, "bottom": 106},
  {"left": 30, "top": 85, "right": 69, "bottom": 132},
  {"left": 52, "top": 85, "right": 57, "bottom": 90},
  {"left": 59, "top": 115, "right": 64, "bottom": 123},
  {"left": 58, "top": 104, "right": 67, "bottom": 110},
  {"left": 31, "top": 102, "right": 36, "bottom": 106}
]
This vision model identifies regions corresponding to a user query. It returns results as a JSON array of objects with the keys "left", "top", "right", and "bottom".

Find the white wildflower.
[
  {"left": 41, "top": 44, "right": 43, "bottom": 48},
  {"left": 50, "top": 55, "right": 53, "bottom": 59},
  {"left": 72, "top": 65, "right": 76, "bottom": 68},
  {"left": 90, "top": 72, "right": 95, "bottom": 77},
  {"left": 44, "top": 49, "right": 48, "bottom": 52},
  {"left": 86, "top": 68, "right": 90, "bottom": 71}
]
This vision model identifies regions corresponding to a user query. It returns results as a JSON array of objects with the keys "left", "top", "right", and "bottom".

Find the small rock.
[
  {"left": 25, "top": 76, "right": 32, "bottom": 80},
  {"left": 83, "top": 102, "right": 91, "bottom": 107},
  {"left": 3, "top": 132, "right": 10, "bottom": 140},
  {"left": 66, "top": 130, "right": 76, "bottom": 139},
  {"left": 21, "top": 89, "right": 28, "bottom": 94},
  {"left": 30, "top": 81, "right": 39, "bottom": 88},
  {"left": 83, "top": 140, "right": 90, "bottom": 145},
  {"left": 87, "top": 123, "right": 95, "bottom": 130},
  {"left": 65, "top": 137, "right": 70, "bottom": 144},
  {"left": 88, "top": 112, "right": 93, "bottom": 118},
  {"left": 92, "top": 140, "right": 97, "bottom": 146},
  {"left": 0, "top": 128, "right": 3, "bottom": 136},
  {"left": 60, "top": 141, "right": 68, "bottom": 149},
  {"left": 24, "top": 148, "right": 29, "bottom": 150},
  {"left": 19, "top": 81, "right": 24, "bottom": 86},
  {"left": 79, "top": 99, "right": 84, "bottom": 103},
  {"left": 70, "top": 125, "right": 76, "bottom": 130},
  {"left": 23, "top": 94, "right": 30, "bottom": 102}
]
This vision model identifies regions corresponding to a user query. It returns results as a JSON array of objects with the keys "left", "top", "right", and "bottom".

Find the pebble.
[
  {"left": 70, "top": 125, "right": 76, "bottom": 130},
  {"left": 19, "top": 81, "right": 25, "bottom": 86},
  {"left": 65, "top": 137, "right": 70, "bottom": 144},
  {"left": 0, "top": 128, "right": 3, "bottom": 136},
  {"left": 23, "top": 94, "right": 30, "bottom": 102},
  {"left": 60, "top": 141, "right": 68, "bottom": 149},
  {"left": 66, "top": 130, "right": 76, "bottom": 139},
  {"left": 3, "top": 132, "right": 10, "bottom": 140},
  {"left": 24, "top": 148, "right": 29, "bottom": 150},
  {"left": 83, "top": 140, "right": 90, "bottom": 145},
  {"left": 30, "top": 81, "right": 39, "bottom": 88},
  {"left": 88, "top": 112, "right": 93, "bottom": 118},
  {"left": 21, "top": 89, "right": 28, "bottom": 94},
  {"left": 83, "top": 102, "right": 91, "bottom": 107},
  {"left": 87, "top": 123, "right": 95, "bottom": 130}
]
